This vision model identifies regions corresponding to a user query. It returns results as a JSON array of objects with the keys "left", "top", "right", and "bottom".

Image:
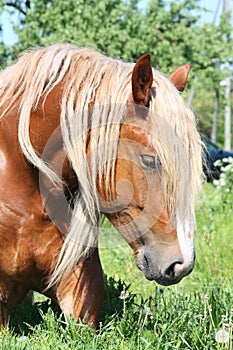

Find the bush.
[{"left": 213, "top": 157, "right": 233, "bottom": 209}]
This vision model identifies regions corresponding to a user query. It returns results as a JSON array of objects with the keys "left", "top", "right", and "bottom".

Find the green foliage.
[
  {"left": 10, "top": 0, "right": 145, "bottom": 61},
  {"left": 213, "top": 157, "right": 233, "bottom": 209},
  {"left": 1, "top": 283, "right": 232, "bottom": 349},
  {"left": 0, "top": 0, "right": 232, "bottom": 68},
  {"left": 141, "top": 0, "right": 201, "bottom": 71}
]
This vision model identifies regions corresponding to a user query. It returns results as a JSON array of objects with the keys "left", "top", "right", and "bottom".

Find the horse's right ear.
[
  {"left": 169, "top": 64, "right": 191, "bottom": 92},
  {"left": 132, "top": 54, "right": 153, "bottom": 107}
]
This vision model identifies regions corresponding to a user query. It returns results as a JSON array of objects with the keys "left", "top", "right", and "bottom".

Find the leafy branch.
[{"left": 4, "top": 0, "right": 30, "bottom": 16}]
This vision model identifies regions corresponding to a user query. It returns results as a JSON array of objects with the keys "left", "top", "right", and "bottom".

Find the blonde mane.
[{"left": 0, "top": 44, "right": 203, "bottom": 287}]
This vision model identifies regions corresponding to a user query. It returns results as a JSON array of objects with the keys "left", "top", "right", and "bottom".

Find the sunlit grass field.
[{"left": 0, "top": 183, "right": 232, "bottom": 349}]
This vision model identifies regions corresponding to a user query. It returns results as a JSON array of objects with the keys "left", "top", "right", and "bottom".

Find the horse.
[{"left": 0, "top": 44, "right": 203, "bottom": 328}]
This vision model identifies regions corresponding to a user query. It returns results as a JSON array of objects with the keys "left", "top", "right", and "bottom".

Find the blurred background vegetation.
[{"left": 0, "top": 0, "right": 232, "bottom": 147}]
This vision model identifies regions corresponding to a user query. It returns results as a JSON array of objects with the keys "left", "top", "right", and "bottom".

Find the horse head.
[{"left": 98, "top": 54, "right": 199, "bottom": 286}]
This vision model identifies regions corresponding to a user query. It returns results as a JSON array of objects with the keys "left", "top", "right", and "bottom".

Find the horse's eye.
[{"left": 140, "top": 154, "right": 160, "bottom": 169}]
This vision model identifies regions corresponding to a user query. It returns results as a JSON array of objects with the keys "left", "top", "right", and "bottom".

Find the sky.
[{"left": 0, "top": 0, "right": 231, "bottom": 45}]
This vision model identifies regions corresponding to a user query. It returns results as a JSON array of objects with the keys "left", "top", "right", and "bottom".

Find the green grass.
[{"left": 0, "top": 183, "right": 233, "bottom": 349}]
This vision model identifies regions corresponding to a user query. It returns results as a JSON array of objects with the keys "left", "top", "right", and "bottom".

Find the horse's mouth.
[
  {"left": 138, "top": 264, "right": 183, "bottom": 286},
  {"left": 151, "top": 275, "right": 182, "bottom": 286}
]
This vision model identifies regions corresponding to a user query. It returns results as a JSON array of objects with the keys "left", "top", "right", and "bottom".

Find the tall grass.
[{"left": 0, "top": 179, "right": 232, "bottom": 349}]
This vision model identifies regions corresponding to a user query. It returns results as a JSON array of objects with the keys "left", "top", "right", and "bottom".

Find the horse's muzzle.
[{"left": 137, "top": 251, "right": 194, "bottom": 286}]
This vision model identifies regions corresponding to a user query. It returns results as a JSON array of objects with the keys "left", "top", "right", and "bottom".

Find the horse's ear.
[
  {"left": 132, "top": 54, "right": 153, "bottom": 106},
  {"left": 169, "top": 64, "right": 191, "bottom": 92}
]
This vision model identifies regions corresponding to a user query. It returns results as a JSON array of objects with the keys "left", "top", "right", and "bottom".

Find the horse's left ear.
[
  {"left": 132, "top": 54, "right": 153, "bottom": 106},
  {"left": 169, "top": 64, "right": 191, "bottom": 92}
]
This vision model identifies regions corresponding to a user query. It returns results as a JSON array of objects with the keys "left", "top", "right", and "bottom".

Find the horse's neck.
[
  {"left": 30, "top": 84, "right": 78, "bottom": 188},
  {"left": 29, "top": 83, "right": 63, "bottom": 155},
  {"left": 0, "top": 83, "right": 76, "bottom": 189}
]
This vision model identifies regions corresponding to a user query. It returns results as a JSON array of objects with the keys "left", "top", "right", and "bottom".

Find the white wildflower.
[
  {"left": 146, "top": 307, "right": 152, "bottom": 315},
  {"left": 214, "top": 159, "right": 222, "bottom": 167},
  {"left": 215, "top": 328, "right": 230, "bottom": 343},
  {"left": 202, "top": 294, "right": 208, "bottom": 303},
  {"left": 219, "top": 178, "right": 226, "bottom": 186},
  {"left": 222, "top": 164, "right": 232, "bottom": 172},
  {"left": 213, "top": 179, "right": 219, "bottom": 186},
  {"left": 119, "top": 291, "right": 129, "bottom": 300}
]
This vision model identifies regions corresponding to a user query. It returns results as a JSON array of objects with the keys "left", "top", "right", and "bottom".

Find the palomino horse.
[{"left": 0, "top": 45, "right": 203, "bottom": 328}]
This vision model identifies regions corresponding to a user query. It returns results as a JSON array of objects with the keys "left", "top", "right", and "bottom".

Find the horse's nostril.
[
  {"left": 164, "top": 261, "right": 182, "bottom": 279},
  {"left": 164, "top": 262, "right": 175, "bottom": 278}
]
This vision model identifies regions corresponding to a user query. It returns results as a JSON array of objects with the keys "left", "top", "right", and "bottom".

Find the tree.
[{"left": 0, "top": 0, "right": 145, "bottom": 61}]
